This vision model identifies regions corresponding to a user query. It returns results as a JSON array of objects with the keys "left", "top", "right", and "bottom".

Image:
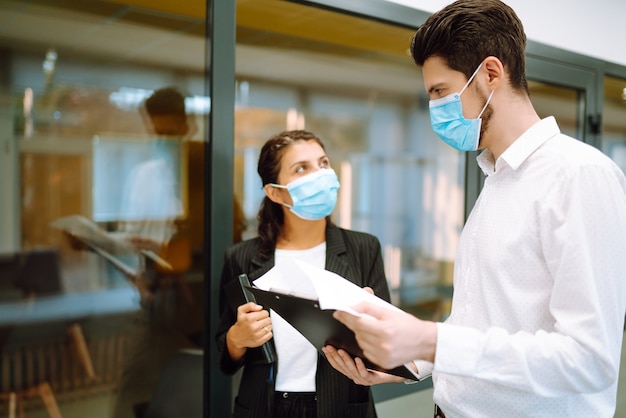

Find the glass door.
[
  {"left": 235, "top": 0, "right": 464, "bottom": 323},
  {"left": 526, "top": 55, "right": 597, "bottom": 142},
  {"left": 0, "top": 1, "right": 210, "bottom": 417},
  {"left": 601, "top": 76, "right": 626, "bottom": 174}
]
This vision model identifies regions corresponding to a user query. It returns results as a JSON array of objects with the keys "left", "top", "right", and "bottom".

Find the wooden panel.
[
  {"left": 107, "top": 0, "right": 414, "bottom": 59},
  {"left": 236, "top": 0, "right": 414, "bottom": 59},
  {"left": 20, "top": 154, "right": 88, "bottom": 250},
  {"left": 106, "top": 0, "right": 205, "bottom": 18}
]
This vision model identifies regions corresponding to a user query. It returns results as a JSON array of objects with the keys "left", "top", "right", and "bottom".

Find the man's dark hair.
[
  {"left": 144, "top": 87, "right": 186, "bottom": 118},
  {"left": 410, "top": 0, "right": 529, "bottom": 95},
  {"left": 143, "top": 87, "right": 189, "bottom": 136}
]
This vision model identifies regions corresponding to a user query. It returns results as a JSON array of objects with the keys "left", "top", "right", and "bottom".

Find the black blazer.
[{"left": 216, "top": 224, "right": 390, "bottom": 418}]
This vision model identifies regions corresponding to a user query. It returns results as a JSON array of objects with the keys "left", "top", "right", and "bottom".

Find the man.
[
  {"left": 127, "top": 87, "right": 246, "bottom": 251},
  {"left": 111, "top": 87, "right": 200, "bottom": 418},
  {"left": 112, "top": 87, "right": 246, "bottom": 418},
  {"left": 119, "top": 87, "right": 191, "bottom": 254},
  {"left": 323, "top": 1, "right": 626, "bottom": 416}
]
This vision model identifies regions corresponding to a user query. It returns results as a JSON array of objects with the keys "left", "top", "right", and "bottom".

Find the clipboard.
[{"left": 246, "top": 286, "right": 417, "bottom": 380}]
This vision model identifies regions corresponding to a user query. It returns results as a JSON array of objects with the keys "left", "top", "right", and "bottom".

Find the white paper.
[
  {"left": 253, "top": 257, "right": 317, "bottom": 297},
  {"left": 254, "top": 258, "right": 418, "bottom": 379},
  {"left": 291, "top": 259, "right": 404, "bottom": 315},
  {"left": 254, "top": 258, "right": 402, "bottom": 317},
  {"left": 51, "top": 215, "right": 135, "bottom": 254},
  {"left": 50, "top": 214, "right": 172, "bottom": 270}
]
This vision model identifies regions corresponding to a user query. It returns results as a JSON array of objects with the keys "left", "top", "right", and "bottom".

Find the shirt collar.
[{"left": 477, "top": 116, "right": 561, "bottom": 175}]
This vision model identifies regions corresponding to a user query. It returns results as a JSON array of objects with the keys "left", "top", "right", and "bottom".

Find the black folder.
[
  {"left": 223, "top": 274, "right": 276, "bottom": 364},
  {"left": 246, "top": 286, "right": 417, "bottom": 380}
]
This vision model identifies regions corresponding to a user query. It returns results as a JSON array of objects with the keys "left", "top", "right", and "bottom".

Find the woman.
[{"left": 216, "top": 130, "right": 392, "bottom": 417}]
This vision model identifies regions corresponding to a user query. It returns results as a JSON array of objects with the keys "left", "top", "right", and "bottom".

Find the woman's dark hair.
[
  {"left": 256, "top": 130, "right": 326, "bottom": 260},
  {"left": 410, "top": 0, "right": 529, "bottom": 95}
]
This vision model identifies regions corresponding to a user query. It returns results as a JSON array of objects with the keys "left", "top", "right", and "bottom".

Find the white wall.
[{"left": 385, "top": 0, "right": 626, "bottom": 67}]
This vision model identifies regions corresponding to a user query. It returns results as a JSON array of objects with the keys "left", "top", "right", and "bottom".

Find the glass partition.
[
  {"left": 235, "top": 1, "right": 463, "bottom": 320},
  {"left": 0, "top": 1, "right": 208, "bottom": 417},
  {"left": 528, "top": 80, "right": 581, "bottom": 138},
  {"left": 602, "top": 76, "right": 626, "bottom": 174}
]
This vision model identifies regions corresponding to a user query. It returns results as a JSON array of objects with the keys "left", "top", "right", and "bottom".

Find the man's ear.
[
  {"left": 483, "top": 56, "right": 504, "bottom": 90},
  {"left": 264, "top": 184, "right": 284, "bottom": 205}
]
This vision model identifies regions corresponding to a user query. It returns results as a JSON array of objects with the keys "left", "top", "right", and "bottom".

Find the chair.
[
  {"left": 0, "top": 325, "right": 98, "bottom": 418},
  {"left": 0, "top": 253, "right": 21, "bottom": 298},
  {"left": 0, "top": 250, "right": 64, "bottom": 418},
  {"left": 12, "top": 249, "right": 62, "bottom": 298},
  {"left": 0, "top": 325, "right": 63, "bottom": 418},
  {"left": 0, "top": 382, "right": 62, "bottom": 418},
  {"left": 66, "top": 324, "right": 96, "bottom": 382},
  {"left": 15, "top": 249, "right": 96, "bottom": 380},
  {"left": 0, "top": 250, "right": 96, "bottom": 418}
]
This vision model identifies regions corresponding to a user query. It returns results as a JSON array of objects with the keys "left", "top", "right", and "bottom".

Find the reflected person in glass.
[
  {"left": 324, "top": 1, "right": 626, "bottom": 417},
  {"left": 216, "top": 130, "right": 394, "bottom": 418},
  {"left": 110, "top": 86, "right": 202, "bottom": 418},
  {"left": 114, "top": 86, "right": 248, "bottom": 418},
  {"left": 116, "top": 86, "right": 190, "bottom": 259}
]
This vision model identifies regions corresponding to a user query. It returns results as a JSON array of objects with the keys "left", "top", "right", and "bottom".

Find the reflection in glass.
[
  {"left": 0, "top": 1, "right": 207, "bottom": 416},
  {"left": 92, "top": 135, "right": 185, "bottom": 224},
  {"left": 602, "top": 76, "right": 626, "bottom": 174},
  {"left": 234, "top": 2, "right": 464, "bottom": 323},
  {"left": 529, "top": 80, "right": 580, "bottom": 138}
]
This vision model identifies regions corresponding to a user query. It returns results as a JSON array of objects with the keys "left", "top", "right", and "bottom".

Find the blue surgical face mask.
[
  {"left": 429, "top": 62, "right": 494, "bottom": 151},
  {"left": 270, "top": 168, "right": 340, "bottom": 220}
]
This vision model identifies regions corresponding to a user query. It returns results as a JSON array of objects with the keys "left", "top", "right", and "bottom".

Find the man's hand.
[
  {"left": 63, "top": 232, "right": 88, "bottom": 251},
  {"left": 333, "top": 302, "right": 438, "bottom": 369},
  {"left": 226, "top": 302, "right": 273, "bottom": 362},
  {"left": 322, "top": 345, "right": 404, "bottom": 385},
  {"left": 127, "top": 235, "right": 162, "bottom": 253}
]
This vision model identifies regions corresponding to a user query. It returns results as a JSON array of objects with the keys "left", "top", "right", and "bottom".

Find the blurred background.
[{"left": 0, "top": 0, "right": 624, "bottom": 417}]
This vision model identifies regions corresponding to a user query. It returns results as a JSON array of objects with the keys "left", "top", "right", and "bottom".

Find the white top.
[
  {"left": 118, "top": 158, "right": 181, "bottom": 245},
  {"left": 272, "top": 243, "right": 326, "bottom": 392},
  {"left": 430, "top": 117, "right": 626, "bottom": 417}
]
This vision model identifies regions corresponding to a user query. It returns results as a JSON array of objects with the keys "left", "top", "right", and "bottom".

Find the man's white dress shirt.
[{"left": 431, "top": 117, "right": 626, "bottom": 417}]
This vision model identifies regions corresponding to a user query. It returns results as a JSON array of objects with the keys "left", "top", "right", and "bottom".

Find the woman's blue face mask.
[
  {"left": 270, "top": 168, "right": 340, "bottom": 220},
  {"left": 429, "top": 62, "right": 494, "bottom": 152}
]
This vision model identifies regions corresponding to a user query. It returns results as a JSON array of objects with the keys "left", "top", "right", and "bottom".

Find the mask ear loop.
[
  {"left": 458, "top": 62, "right": 494, "bottom": 119},
  {"left": 267, "top": 183, "right": 294, "bottom": 209},
  {"left": 477, "top": 90, "right": 495, "bottom": 118},
  {"left": 459, "top": 63, "right": 484, "bottom": 96}
]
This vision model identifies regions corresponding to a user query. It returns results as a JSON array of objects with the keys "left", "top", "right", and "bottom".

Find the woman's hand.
[
  {"left": 333, "top": 303, "right": 437, "bottom": 368},
  {"left": 321, "top": 345, "right": 405, "bottom": 386},
  {"left": 226, "top": 302, "right": 273, "bottom": 362}
]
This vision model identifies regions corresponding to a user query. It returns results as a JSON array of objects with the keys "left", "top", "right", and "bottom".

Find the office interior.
[{"left": 0, "top": 0, "right": 624, "bottom": 417}]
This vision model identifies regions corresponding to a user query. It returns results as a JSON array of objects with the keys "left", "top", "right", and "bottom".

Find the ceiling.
[
  {"left": 0, "top": 0, "right": 624, "bottom": 106},
  {"left": 0, "top": 0, "right": 424, "bottom": 96},
  {"left": 0, "top": 0, "right": 205, "bottom": 72}
]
